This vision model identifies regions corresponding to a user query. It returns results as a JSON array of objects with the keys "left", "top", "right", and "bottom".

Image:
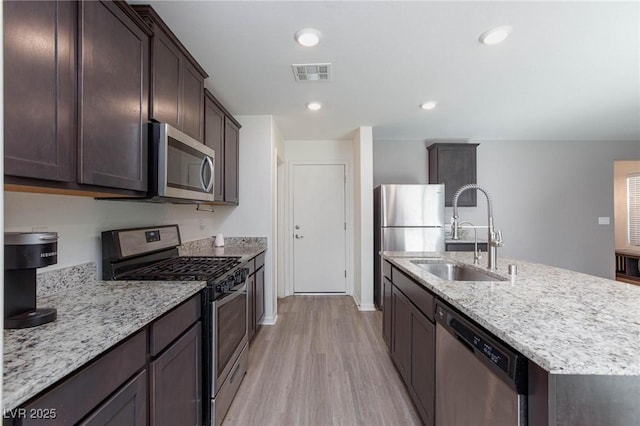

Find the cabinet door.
[
  {"left": 382, "top": 277, "right": 392, "bottom": 349},
  {"left": 390, "top": 286, "right": 411, "bottom": 383},
  {"left": 427, "top": 144, "right": 478, "bottom": 207},
  {"left": 182, "top": 61, "right": 204, "bottom": 142},
  {"left": 78, "top": 1, "right": 149, "bottom": 191},
  {"left": 247, "top": 274, "right": 256, "bottom": 341},
  {"left": 79, "top": 370, "right": 147, "bottom": 426},
  {"left": 410, "top": 308, "right": 435, "bottom": 426},
  {"left": 204, "top": 94, "right": 225, "bottom": 201},
  {"left": 255, "top": 267, "right": 265, "bottom": 326},
  {"left": 4, "top": 0, "right": 76, "bottom": 181},
  {"left": 150, "top": 323, "right": 202, "bottom": 426},
  {"left": 224, "top": 118, "right": 240, "bottom": 204},
  {"left": 151, "top": 30, "right": 182, "bottom": 129}
]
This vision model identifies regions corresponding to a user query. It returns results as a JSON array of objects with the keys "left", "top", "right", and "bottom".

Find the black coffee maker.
[{"left": 4, "top": 232, "right": 58, "bottom": 329}]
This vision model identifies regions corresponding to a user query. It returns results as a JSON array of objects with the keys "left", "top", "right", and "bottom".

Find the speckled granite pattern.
[
  {"left": 3, "top": 280, "right": 206, "bottom": 410},
  {"left": 38, "top": 262, "right": 96, "bottom": 296},
  {"left": 384, "top": 251, "right": 640, "bottom": 376},
  {"left": 179, "top": 236, "right": 267, "bottom": 260}
]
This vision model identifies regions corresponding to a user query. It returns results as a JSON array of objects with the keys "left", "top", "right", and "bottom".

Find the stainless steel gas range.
[{"left": 102, "top": 224, "right": 248, "bottom": 426}]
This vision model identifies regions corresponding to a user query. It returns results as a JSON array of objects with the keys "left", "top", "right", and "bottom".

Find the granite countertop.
[
  {"left": 383, "top": 251, "right": 640, "bottom": 376},
  {"left": 3, "top": 278, "right": 205, "bottom": 410},
  {"left": 3, "top": 236, "right": 265, "bottom": 410},
  {"left": 178, "top": 236, "right": 267, "bottom": 261}
]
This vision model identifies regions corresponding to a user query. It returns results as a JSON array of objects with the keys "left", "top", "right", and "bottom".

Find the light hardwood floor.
[{"left": 223, "top": 296, "right": 421, "bottom": 426}]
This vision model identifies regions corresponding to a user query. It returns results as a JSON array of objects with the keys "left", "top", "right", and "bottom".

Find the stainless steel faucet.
[
  {"left": 458, "top": 221, "right": 481, "bottom": 265},
  {"left": 451, "top": 184, "right": 503, "bottom": 270}
]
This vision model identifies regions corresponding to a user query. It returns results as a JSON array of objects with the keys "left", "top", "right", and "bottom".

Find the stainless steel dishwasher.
[{"left": 435, "top": 302, "right": 528, "bottom": 426}]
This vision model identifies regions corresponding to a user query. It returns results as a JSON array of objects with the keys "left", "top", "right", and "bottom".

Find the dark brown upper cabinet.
[
  {"left": 4, "top": 0, "right": 76, "bottom": 182},
  {"left": 427, "top": 143, "right": 479, "bottom": 207},
  {"left": 78, "top": 1, "right": 150, "bottom": 192},
  {"left": 132, "top": 5, "right": 208, "bottom": 143},
  {"left": 4, "top": 0, "right": 151, "bottom": 195},
  {"left": 204, "top": 89, "right": 241, "bottom": 205}
]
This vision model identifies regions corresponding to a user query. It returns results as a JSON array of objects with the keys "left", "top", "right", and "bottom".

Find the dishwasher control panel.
[
  {"left": 435, "top": 302, "right": 528, "bottom": 394},
  {"left": 450, "top": 318, "right": 510, "bottom": 373}
]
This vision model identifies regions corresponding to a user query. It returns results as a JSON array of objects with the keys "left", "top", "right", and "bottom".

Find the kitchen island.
[{"left": 383, "top": 251, "right": 640, "bottom": 425}]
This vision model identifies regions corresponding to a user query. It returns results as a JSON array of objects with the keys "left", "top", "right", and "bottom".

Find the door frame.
[{"left": 285, "top": 160, "right": 353, "bottom": 297}]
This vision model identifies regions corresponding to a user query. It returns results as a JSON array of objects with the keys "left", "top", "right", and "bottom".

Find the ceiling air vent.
[{"left": 292, "top": 63, "right": 331, "bottom": 82}]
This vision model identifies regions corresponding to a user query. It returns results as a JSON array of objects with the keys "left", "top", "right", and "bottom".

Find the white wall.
[
  {"left": 373, "top": 139, "right": 429, "bottom": 187},
  {"left": 284, "top": 139, "right": 354, "bottom": 296},
  {"left": 373, "top": 139, "right": 640, "bottom": 278},
  {"left": 352, "top": 127, "right": 375, "bottom": 310}
]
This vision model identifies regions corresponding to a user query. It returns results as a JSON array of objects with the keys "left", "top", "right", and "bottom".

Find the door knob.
[{"left": 295, "top": 234, "right": 304, "bottom": 239}]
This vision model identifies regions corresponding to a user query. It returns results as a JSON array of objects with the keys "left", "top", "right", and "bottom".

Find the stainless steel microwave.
[{"left": 148, "top": 123, "right": 215, "bottom": 203}]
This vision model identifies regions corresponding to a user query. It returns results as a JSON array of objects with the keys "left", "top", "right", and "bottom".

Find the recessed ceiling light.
[
  {"left": 420, "top": 101, "right": 437, "bottom": 111},
  {"left": 307, "top": 101, "right": 322, "bottom": 111},
  {"left": 295, "top": 28, "right": 321, "bottom": 47},
  {"left": 479, "top": 25, "right": 512, "bottom": 45}
]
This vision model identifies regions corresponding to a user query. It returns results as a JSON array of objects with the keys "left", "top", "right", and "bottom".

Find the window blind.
[{"left": 628, "top": 174, "right": 640, "bottom": 246}]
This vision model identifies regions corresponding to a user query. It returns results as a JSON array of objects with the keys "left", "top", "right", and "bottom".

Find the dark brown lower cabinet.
[
  {"left": 382, "top": 277, "right": 392, "bottom": 348},
  {"left": 390, "top": 286, "right": 412, "bottom": 383},
  {"left": 150, "top": 322, "right": 202, "bottom": 426},
  {"left": 79, "top": 370, "right": 147, "bottom": 426},
  {"left": 388, "top": 267, "right": 435, "bottom": 426},
  {"left": 409, "top": 308, "right": 435, "bottom": 426},
  {"left": 248, "top": 253, "right": 266, "bottom": 342},
  {"left": 255, "top": 266, "right": 265, "bottom": 326},
  {"left": 11, "top": 294, "right": 202, "bottom": 426},
  {"left": 248, "top": 273, "right": 257, "bottom": 341}
]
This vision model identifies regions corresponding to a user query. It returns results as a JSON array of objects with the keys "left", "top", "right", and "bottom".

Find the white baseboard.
[
  {"left": 357, "top": 303, "right": 376, "bottom": 311},
  {"left": 351, "top": 293, "right": 376, "bottom": 311},
  {"left": 351, "top": 292, "right": 361, "bottom": 307},
  {"left": 260, "top": 314, "right": 278, "bottom": 325}
]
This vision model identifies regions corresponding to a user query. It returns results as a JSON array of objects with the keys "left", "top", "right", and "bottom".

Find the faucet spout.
[{"left": 451, "top": 184, "right": 502, "bottom": 270}]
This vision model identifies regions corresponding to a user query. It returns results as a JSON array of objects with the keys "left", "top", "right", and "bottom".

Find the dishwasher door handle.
[{"left": 455, "top": 334, "right": 475, "bottom": 354}]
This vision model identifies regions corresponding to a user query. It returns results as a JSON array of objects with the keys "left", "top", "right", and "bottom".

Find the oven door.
[
  {"left": 155, "top": 123, "right": 215, "bottom": 202},
  {"left": 211, "top": 282, "right": 248, "bottom": 396}
]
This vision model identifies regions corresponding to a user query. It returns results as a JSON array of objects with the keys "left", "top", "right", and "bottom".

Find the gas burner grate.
[{"left": 120, "top": 256, "right": 241, "bottom": 281}]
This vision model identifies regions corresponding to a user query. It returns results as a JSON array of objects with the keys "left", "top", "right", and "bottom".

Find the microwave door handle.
[
  {"left": 204, "top": 156, "right": 214, "bottom": 192},
  {"left": 199, "top": 157, "right": 207, "bottom": 191}
]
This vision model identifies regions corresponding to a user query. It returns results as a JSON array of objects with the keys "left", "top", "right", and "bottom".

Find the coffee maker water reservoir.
[{"left": 4, "top": 232, "right": 58, "bottom": 329}]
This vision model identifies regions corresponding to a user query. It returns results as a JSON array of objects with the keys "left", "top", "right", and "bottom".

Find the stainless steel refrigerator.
[{"left": 374, "top": 184, "right": 445, "bottom": 309}]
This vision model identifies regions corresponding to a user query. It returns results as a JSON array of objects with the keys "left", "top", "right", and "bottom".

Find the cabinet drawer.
[
  {"left": 79, "top": 370, "right": 147, "bottom": 426},
  {"left": 392, "top": 267, "right": 435, "bottom": 321},
  {"left": 383, "top": 261, "right": 392, "bottom": 280},
  {"left": 150, "top": 294, "right": 201, "bottom": 356},
  {"left": 21, "top": 331, "right": 146, "bottom": 425}
]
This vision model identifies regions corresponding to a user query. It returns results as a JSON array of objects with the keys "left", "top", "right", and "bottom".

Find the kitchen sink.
[{"left": 411, "top": 261, "right": 507, "bottom": 282}]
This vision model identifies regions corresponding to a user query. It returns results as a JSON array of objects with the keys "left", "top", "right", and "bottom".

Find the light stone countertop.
[
  {"left": 3, "top": 237, "right": 266, "bottom": 411},
  {"left": 179, "top": 236, "right": 266, "bottom": 260},
  {"left": 3, "top": 279, "right": 206, "bottom": 410},
  {"left": 383, "top": 251, "right": 640, "bottom": 376}
]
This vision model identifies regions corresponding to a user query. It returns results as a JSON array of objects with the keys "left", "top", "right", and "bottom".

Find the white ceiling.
[{"left": 138, "top": 1, "right": 640, "bottom": 142}]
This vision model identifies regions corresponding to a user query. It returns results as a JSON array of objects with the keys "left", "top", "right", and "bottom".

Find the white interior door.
[{"left": 292, "top": 164, "right": 346, "bottom": 293}]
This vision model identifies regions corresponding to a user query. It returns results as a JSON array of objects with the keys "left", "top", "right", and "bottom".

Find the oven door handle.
[{"left": 217, "top": 281, "right": 247, "bottom": 308}]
